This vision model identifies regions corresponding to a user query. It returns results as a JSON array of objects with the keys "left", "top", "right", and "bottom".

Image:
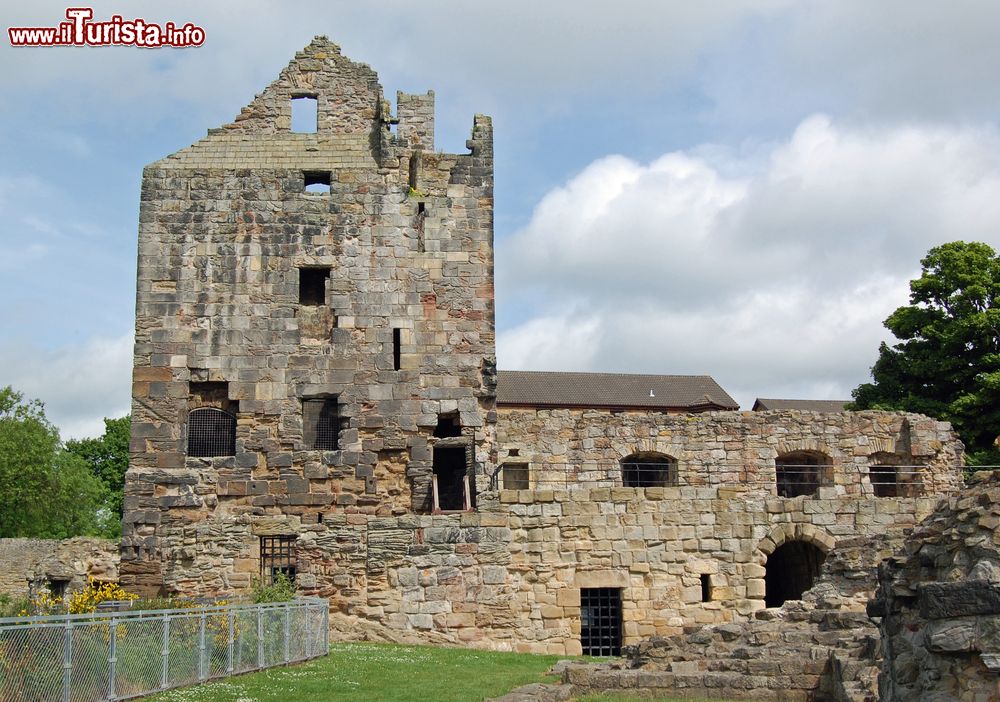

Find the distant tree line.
[{"left": 0, "top": 386, "right": 128, "bottom": 539}]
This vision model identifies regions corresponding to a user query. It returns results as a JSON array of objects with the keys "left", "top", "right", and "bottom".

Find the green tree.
[
  {"left": 852, "top": 241, "right": 1000, "bottom": 464},
  {"left": 0, "top": 386, "right": 106, "bottom": 537},
  {"left": 66, "top": 415, "right": 130, "bottom": 537}
]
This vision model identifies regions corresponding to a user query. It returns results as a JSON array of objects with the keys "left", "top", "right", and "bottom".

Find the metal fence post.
[
  {"left": 323, "top": 600, "right": 329, "bottom": 654},
  {"left": 227, "top": 610, "right": 235, "bottom": 674},
  {"left": 161, "top": 613, "right": 170, "bottom": 689},
  {"left": 256, "top": 607, "right": 263, "bottom": 669},
  {"left": 198, "top": 612, "right": 207, "bottom": 681},
  {"left": 283, "top": 603, "right": 290, "bottom": 664},
  {"left": 62, "top": 622, "right": 72, "bottom": 702},
  {"left": 108, "top": 616, "right": 118, "bottom": 700}
]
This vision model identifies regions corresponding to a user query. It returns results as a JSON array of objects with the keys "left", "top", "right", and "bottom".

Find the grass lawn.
[
  {"left": 575, "top": 696, "right": 735, "bottom": 702},
  {"left": 145, "top": 642, "right": 566, "bottom": 702}
]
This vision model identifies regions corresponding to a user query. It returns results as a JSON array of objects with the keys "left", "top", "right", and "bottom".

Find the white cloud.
[
  {"left": 497, "top": 115, "right": 1000, "bottom": 408},
  {"left": 0, "top": 333, "right": 133, "bottom": 440}
]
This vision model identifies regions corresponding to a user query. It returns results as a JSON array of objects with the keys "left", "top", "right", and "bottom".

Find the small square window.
[
  {"left": 299, "top": 267, "right": 330, "bottom": 306},
  {"left": 502, "top": 463, "right": 529, "bottom": 490},
  {"left": 303, "top": 171, "right": 331, "bottom": 194}
]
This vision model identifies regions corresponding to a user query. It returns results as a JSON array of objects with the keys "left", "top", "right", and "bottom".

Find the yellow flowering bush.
[{"left": 67, "top": 578, "right": 139, "bottom": 614}]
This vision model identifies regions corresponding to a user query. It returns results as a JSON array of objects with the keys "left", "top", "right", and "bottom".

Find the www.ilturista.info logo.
[{"left": 8, "top": 8, "right": 205, "bottom": 47}]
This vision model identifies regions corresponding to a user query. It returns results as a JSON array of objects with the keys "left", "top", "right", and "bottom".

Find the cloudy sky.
[{"left": 3, "top": 1, "right": 1000, "bottom": 439}]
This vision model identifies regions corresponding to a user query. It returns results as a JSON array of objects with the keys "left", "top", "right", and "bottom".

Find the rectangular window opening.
[
  {"left": 260, "top": 536, "right": 297, "bottom": 583},
  {"left": 701, "top": 574, "right": 712, "bottom": 602},
  {"left": 299, "top": 267, "right": 330, "bottom": 306},
  {"left": 432, "top": 446, "right": 471, "bottom": 512},
  {"left": 48, "top": 579, "right": 69, "bottom": 599},
  {"left": 291, "top": 95, "right": 317, "bottom": 133},
  {"left": 187, "top": 381, "right": 237, "bottom": 458},
  {"left": 392, "top": 328, "right": 402, "bottom": 371},
  {"left": 502, "top": 463, "right": 530, "bottom": 490},
  {"left": 433, "top": 411, "right": 462, "bottom": 438},
  {"left": 303, "top": 397, "right": 340, "bottom": 450},
  {"left": 303, "top": 170, "right": 331, "bottom": 194},
  {"left": 580, "top": 587, "right": 622, "bottom": 657}
]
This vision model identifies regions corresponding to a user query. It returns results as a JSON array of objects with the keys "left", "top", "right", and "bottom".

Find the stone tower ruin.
[{"left": 121, "top": 36, "right": 496, "bottom": 594}]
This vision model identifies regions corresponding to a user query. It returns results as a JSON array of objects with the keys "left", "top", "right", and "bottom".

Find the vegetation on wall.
[{"left": 852, "top": 241, "right": 1000, "bottom": 465}]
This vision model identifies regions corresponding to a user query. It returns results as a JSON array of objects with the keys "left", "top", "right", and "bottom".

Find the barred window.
[
  {"left": 502, "top": 463, "right": 529, "bottom": 490},
  {"left": 303, "top": 398, "right": 339, "bottom": 450},
  {"left": 188, "top": 407, "right": 236, "bottom": 457},
  {"left": 260, "top": 536, "right": 296, "bottom": 583},
  {"left": 621, "top": 452, "right": 678, "bottom": 487}
]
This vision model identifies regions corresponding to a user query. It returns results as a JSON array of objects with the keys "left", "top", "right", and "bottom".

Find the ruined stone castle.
[{"left": 120, "top": 37, "right": 966, "bottom": 657}]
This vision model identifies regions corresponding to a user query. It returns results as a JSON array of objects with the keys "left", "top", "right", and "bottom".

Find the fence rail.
[
  {"left": 0, "top": 598, "right": 328, "bottom": 702},
  {"left": 488, "top": 461, "right": 962, "bottom": 492}
]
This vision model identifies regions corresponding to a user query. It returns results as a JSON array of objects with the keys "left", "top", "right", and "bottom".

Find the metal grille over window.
[
  {"left": 303, "top": 398, "right": 339, "bottom": 450},
  {"left": 580, "top": 587, "right": 622, "bottom": 656},
  {"left": 621, "top": 453, "right": 678, "bottom": 487},
  {"left": 261, "top": 536, "right": 297, "bottom": 583},
  {"left": 187, "top": 407, "right": 236, "bottom": 457},
  {"left": 502, "top": 463, "right": 530, "bottom": 490}
]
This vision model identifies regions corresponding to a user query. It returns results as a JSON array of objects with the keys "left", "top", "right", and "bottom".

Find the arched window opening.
[
  {"left": 621, "top": 452, "right": 678, "bottom": 488},
  {"left": 775, "top": 451, "right": 831, "bottom": 497},
  {"left": 764, "top": 540, "right": 826, "bottom": 608},
  {"left": 188, "top": 407, "right": 236, "bottom": 457}
]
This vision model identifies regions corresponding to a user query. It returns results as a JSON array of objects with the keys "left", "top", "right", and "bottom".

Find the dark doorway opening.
[
  {"left": 433, "top": 446, "right": 469, "bottom": 511},
  {"left": 764, "top": 540, "right": 826, "bottom": 608},
  {"left": 581, "top": 588, "right": 622, "bottom": 656}
]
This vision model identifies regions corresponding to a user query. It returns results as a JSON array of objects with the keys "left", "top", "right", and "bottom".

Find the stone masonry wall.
[
  {"left": 872, "top": 470, "right": 1000, "bottom": 701},
  {"left": 0, "top": 538, "right": 119, "bottom": 598},
  {"left": 124, "top": 403, "right": 962, "bottom": 654},
  {"left": 121, "top": 37, "right": 497, "bottom": 595}
]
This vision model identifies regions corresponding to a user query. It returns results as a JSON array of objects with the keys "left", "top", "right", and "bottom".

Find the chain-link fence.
[{"left": 0, "top": 598, "right": 328, "bottom": 702}]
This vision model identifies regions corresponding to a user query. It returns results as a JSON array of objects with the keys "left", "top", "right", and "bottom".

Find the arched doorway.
[{"left": 764, "top": 540, "right": 826, "bottom": 607}]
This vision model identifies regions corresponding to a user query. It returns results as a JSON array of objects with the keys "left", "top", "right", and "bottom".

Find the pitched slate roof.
[
  {"left": 752, "top": 398, "right": 850, "bottom": 412},
  {"left": 496, "top": 370, "right": 739, "bottom": 411}
]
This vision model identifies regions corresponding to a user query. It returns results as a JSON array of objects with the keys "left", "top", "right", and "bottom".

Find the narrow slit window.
[
  {"left": 291, "top": 95, "right": 317, "bottom": 133},
  {"left": 303, "top": 397, "right": 339, "bottom": 450},
  {"left": 701, "top": 574, "right": 712, "bottom": 602},
  {"left": 392, "top": 328, "right": 402, "bottom": 371},
  {"left": 260, "top": 536, "right": 297, "bottom": 583},
  {"left": 303, "top": 171, "right": 331, "bottom": 194},
  {"left": 299, "top": 267, "right": 330, "bottom": 306}
]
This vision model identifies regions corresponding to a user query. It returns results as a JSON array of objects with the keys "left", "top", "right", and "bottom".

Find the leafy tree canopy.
[
  {"left": 0, "top": 386, "right": 106, "bottom": 538},
  {"left": 852, "top": 241, "right": 1000, "bottom": 464},
  {"left": 66, "top": 415, "right": 130, "bottom": 536}
]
